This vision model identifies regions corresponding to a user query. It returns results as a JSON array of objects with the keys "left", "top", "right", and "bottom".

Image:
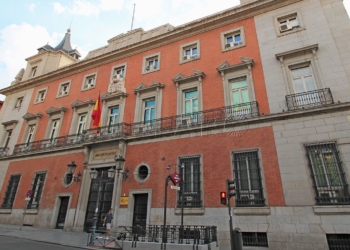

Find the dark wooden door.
[
  {"left": 56, "top": 197, "right": 69, "bottom": 229},
  {"left": 132, "top": 194, "right": 148, "bottom": 233},
  {"left": 84, "top": 168, "right": 114, "bottom": 231}
]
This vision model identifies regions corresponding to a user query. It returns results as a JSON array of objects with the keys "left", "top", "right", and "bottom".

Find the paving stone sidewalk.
[{"left": 0, "top": 223, "right": 91, "bottom": 249}]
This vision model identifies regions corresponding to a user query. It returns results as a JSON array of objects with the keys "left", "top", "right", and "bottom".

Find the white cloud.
[
  {"left": 29, "top": 4, "right": 36, "bottom": 12},
  {"left": 0, "top": 23, "right": 60, "bottom": 99},
  {"left": 70, "top": 0, "right": 99, "bottom": 16},
  {"left": 54, "top": 2, "right": 65, "bottom": 14},
  {"left": 100, "top": 0, "right": 124, "bottom": 11}
]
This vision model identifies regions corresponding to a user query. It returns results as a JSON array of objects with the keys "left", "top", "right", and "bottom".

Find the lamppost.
[{"left": 162, "top": 163, "right": 185, "bottom": 249}]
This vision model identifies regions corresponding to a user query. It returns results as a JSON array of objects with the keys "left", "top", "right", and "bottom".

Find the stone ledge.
[
  {"left": 0, "top": 209, "right": 12, "bottom": 214},
  {"left": 233, "top": 207, "right": 271, "bottom": 215},
  {"left": 175, "top": 207, "right": 205, "bottom": 215},
  {"left": 25, "top": 209, "right": 38, "bottom": 215},
  {"left": 313, "top": 205, "right": 350, "bottom": 215}
]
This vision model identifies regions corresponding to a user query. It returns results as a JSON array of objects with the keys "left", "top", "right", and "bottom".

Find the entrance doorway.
[
  {"left": 132, "top": 194, "right": 148, "bottom": 233},
  {"left": 56, "top": 197, "right": 69, "bottom": 229},
  {"left": 84, "top": 168, "right": 114, "bottom": 231}
]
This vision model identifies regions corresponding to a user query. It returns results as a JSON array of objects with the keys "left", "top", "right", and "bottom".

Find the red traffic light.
[{"left": 220, "top": 191, "right": 227, "bottom": 205}]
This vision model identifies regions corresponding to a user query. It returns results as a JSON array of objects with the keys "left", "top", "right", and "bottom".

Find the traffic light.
[
  {"left": 220, "top": 191, "right": 227, "bottom": 205},
  {"left": 226, "top": 179, "right": 236, "bottom": 198}
]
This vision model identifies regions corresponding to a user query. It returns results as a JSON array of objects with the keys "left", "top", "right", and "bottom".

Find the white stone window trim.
[
  {"left": 34, "top": 87, "right": 48, "bottom": 104},
  {"left": 44, "top": 107, "right": 67, "bottom": 140},
  {"left": 133, "top": 82, "right": 164, "bottom": 123},
  {"left": 179, "top": 40, "right": 200, "bottom": 64},
  {"left": 30, "top": 66, "right": 38, "bottom": 78},
  {"left": 134, "top": 163, "right": 151, "bottom": 184},
  {"left": 57, "top": 80, "right": 72, "bottom": 98},
  {"left": 81, "top": 72, "right": 98, "bottom": 91},
  {"left": 50, "top": 193, "right": 73, "bottom": 229},
  {"left": 274, "top": 10, "right": 305, "bottom": 37},
  {"left": 110, "top": 63, "right": 127, "bottom": 82},
  {"left": 275, "top": 44, "right": 323, "bottom": 95},
  {"left": 101, "top": 94, "right": 127, "bottom": 128},
  {"left": 69, "top": 101, "right": 94, "bottom": 135},
  {"left": 220, "top": 26, "right": 246, "bottom": 52},
  {"left": 142, "top": 52, "right": 161, "bottom": 75}
]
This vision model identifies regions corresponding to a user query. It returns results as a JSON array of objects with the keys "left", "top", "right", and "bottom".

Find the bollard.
[{"left": 232, "top": 228, "right": 243, "bottom": 250}]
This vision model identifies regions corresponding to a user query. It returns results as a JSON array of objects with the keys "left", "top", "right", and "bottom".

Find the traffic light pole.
[{"left": 226, "top": 182, "right": 234, "bottom": 250}]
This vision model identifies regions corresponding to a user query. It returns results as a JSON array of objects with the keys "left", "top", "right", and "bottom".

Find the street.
[{"left": 0, "top": 236, "right": 84, "bottom": 250}]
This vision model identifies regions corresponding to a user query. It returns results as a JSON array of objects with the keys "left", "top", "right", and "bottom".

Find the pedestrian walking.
[{"left": 103, "top": 208, "right": 113, "bottom": 240}]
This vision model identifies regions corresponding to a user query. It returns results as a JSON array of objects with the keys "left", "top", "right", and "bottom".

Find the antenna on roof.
[
  {"left": 69, "top": 15, "right": 74, "bottom": 30},
  {"left": 131, "top": 3, "right": 136, "bottom": 31}
]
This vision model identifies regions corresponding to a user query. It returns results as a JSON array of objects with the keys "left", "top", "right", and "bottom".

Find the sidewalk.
[{"left": 0, "top": 223, "right": 91, "bottom": 249}]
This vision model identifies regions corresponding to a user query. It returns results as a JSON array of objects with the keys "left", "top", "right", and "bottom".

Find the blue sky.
[{"left": 0, "top": 0, "right": 349, "bottom": 101}]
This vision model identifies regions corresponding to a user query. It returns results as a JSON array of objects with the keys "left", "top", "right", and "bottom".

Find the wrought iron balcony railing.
[
  {"left": 285, "top": 88, "right": 334, "bottom": 111},
  {"left": 116, "top": 225, "right": 217, "bottom": 246},
  {"left": 0, "top": 147, "right": 9, "bottom": 156},
  {"left": 12, "top": 102, "right": 259, "bottom": 155}
]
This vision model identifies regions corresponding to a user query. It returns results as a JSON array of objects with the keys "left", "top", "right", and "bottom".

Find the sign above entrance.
[{"left": 93, "top": 149, "right": 118, "bottom": 160}]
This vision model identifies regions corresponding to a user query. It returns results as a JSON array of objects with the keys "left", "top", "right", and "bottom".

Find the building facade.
[{"left": 0, "top": 0, "right": 349, "bottom": 249}]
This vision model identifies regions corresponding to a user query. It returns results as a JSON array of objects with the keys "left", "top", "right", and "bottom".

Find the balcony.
[
  {"left": 285, "top": 88, "right": 334, "bottom": 111},
  {"left": 12, "top": 102, "right": 259, "bottom": 155}
]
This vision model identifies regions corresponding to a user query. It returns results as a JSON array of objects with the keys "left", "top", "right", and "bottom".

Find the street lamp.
[
  {"left": 67, "top": 161, "right": 81, "bottom": 182},
  {"left": 115, "top": 155, "right": 129, "bottom": 179}
]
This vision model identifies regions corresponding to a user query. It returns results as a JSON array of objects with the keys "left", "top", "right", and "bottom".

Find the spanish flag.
[{"left": 91, "top": 94, "right": 102, "bottom": 127}]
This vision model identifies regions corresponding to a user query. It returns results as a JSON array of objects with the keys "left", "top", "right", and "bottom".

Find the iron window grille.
[
  {"left": 242, "top": 232, "right": 268, "bottom": 247},
  {"left": 138, "top": 165, "right": 148, "bottom": 180},
  {"left": 305, "top": 142, "right": 350, "bottom": 205},
  {"left": 27, "top": 173, "right": 46, "bottom": 209},
  {"left": 178, "top": 156, "right": 202, "bottom": 207},
  {"left": 1, "top": 175, "right": 21, "bottom": 209},
  {"left": 233, "top": 151, "right": 265, "bottom": 207},
  {"left": 327, "top": 234, "right": 350, "bottom": 250}
]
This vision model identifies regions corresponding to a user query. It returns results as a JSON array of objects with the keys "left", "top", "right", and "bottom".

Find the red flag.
[{"left": 91, "top": 94, "right": 102, "bottom": 127}]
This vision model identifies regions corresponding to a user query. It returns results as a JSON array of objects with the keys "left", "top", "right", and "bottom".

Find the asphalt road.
[{"left": 0, "top": 235, "right": 84, "bottom": 250}]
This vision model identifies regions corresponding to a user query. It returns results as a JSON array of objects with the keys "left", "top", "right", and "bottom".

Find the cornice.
[
  {"left": 217, "top": 57, "right": 254, "bottom": 74},
  {"left": 275, "top": 44, "right": 318, "bottom": 60},
  {"left": 101, "top": 91, "right": 128, "bottom": 102},
  {"left": 71, "top": 99, "right": 95, "bottom": 109},
  {"left": 1, "top": 120, "right": 18, "bottom": 127},
  {"left": 134, "top": 81, "right": 165, "bottom": 94},
  {"left": 46, "top": 106, "right": 68, "bottom": 116},
  {"left": 22, "top": 112, "right": 43, "bottom": 121},
  {"left": 172, "top": 70, "right": 205, "bottom": 85},
  {"left": 0, "top": 0, "right": 303, "bottom": 97}
]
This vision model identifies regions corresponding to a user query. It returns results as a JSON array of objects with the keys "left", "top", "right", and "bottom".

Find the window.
[
  {"left": 143, "top": 99, "right": 155, "bottom": 124},
  {"left": 108, "top": 107, "right": 119, "bottom": 133},
  {"left": 142, "top": 52, "right": 161, "bottom": 74},
  {"left": 27, "top": 173, "right": 46, "bottom": 209},
  {"left": 180, "top": 40, "right": 200, "bottom": 64},
  {"left": 30, "top": 66, "right": 37, "bottom": 77},
  {"left": 113, "top": 66, "right": 125, "bottom": 78},
  {"left": 57, "top": 82, "right": 70, "bottom": 97},
  {"left": 305, "top": 142, "right": 350, "bottom": 205},
  {"left": 178, "top": 156, "right": 202, "bottom": 207},
  {"left": 134, "top": 164, "right": 151, "bottom": 184},
  {"left": 49, "top": 119, "right": 60, "bottom": 140},
  {"left": 76, "top": 114, "right": 87, "bottom": 135},
  {"left": 230, "top": 78, "right": 250, "bottom": 105},
  {"left": 83, "top": 73, "right": 97, "bottom": 90},
  {"left": 34, "top": 88, "right": 47, "bottom": 104},
  {"left": 14, "top": 97, "right": 23, "bottom": 109},
  {"left": 26, "top": 125, "right": 36, "bottom": 145},
  {"left": 291, "top": 66, "right": 316, "bottom": 93},
  {"left": 220, "top": 26, "right": 245, "bottom": 51},
  {"left": 278, "top": 14, "right": 300, "bottom": 32},
  {"left": 1, "top": 175, "right": 21, "bottom": 209},
  {"left": 242, "top": 232, "right": 268, "bottom": 247},
  {"left": 327, "top": 234, "right": 350, "bottom": 250},
  {"left": 274, "top": 11, "right": 304, "bottom": 36},
  {"left": 3, "top": 130, "right": 12, "bottom": 149},
  {"left": 184, "top": 90, "right": 198, "bottom": 115},
  {"left": 233, "top": 150, "right": 265, "bottom": 207}
]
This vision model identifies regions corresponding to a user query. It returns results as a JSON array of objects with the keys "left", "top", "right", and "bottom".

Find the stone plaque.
[{"left": 93, "top": 149, "right": 118, "bottom": 160}]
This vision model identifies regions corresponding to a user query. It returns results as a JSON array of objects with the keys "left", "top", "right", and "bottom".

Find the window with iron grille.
[
  {"left": 327, "top": 234, "right": 350, "bottom": 250},
  {"left": 178, "top": 156, "right": 202, "bottom": 207},
  {"left": 232, "top": 151, "right": 265, "bottom": 206},
  {"left": 27, "top": 173, "right": 46, "bottom": 209},
  {"left": 242, "top": 232, "right": 268, "bottom": 247},
  {"left": 1, "top": 175, "right": 21, "bottom": 209},
  {"left": 305, "top": 142, "right": 350, "bottom": 205}
]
